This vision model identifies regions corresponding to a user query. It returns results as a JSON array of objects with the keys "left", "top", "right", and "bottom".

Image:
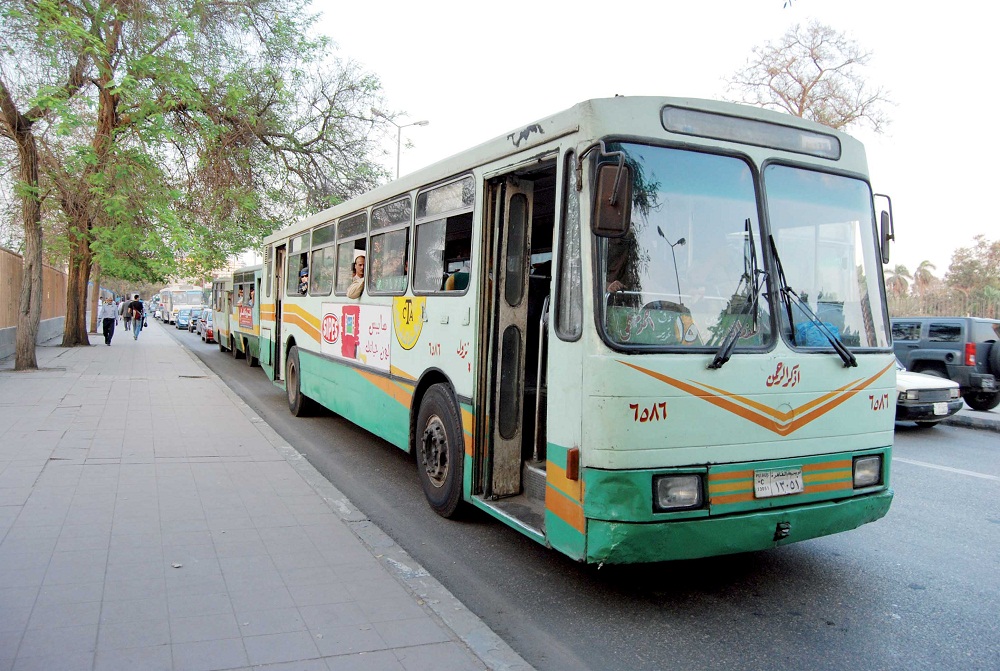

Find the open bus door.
[
  {"left": 487, "top": 177, "right": 534, "bottom": 498},
  {"left": 274, "top": 245, "right": 286, "bottom": 380}
]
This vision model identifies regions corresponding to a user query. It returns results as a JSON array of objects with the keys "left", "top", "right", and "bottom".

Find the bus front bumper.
[{"left": 585, "top": 489, "right": 893, "bottom": 564}]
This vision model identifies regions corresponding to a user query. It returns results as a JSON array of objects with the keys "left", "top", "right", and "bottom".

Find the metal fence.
[
  {"left": 0, "top": 247, "right": 68, "bottom": 329},
  {"left": 887, "top": 294, "right": 1000, "bottom": 320}
]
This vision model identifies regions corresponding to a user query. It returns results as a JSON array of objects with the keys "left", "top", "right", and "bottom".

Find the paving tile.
[
  {"left": 235, "top": 607, "right": 307, "bottom": 637},
  {"left": 243, "top": 631, "right": 321, "bottom": 666},
  {"left": 17, "top": 623, "right": 97, "bottom": 657},
  {"left": 97, "top": 618, "right": 171, "bottom": 649},
  {"left": 26, "top": 599, "right": 101, "bottom": 630},
  {"left": 166, "top": 591, "right": 232, "bottom": 619},
  {"left": 169, "top": 612, "right": 240, "bottom": 643},
  {"left": 373, "top": 617, "right": 452, "bottom": 649},
  {"left": 311, "top": 623, "right": 387, "bottom": 657},
  {"left": 11, "top": 650, "right": 94, "bottom": 671},
  {"left": 392, "top": 641, "right": 483, "bottom": 671},
  {"left": 99, "top": 596, "right": 169, "bottom": 624},
  {"left": 171, "top": 638, "right": 247, "bottom": 671},
  {"left": 93, "top": 645, "right": 171, "bottom": 671},
  {"left": 324, "top": 650, "right": 405, "bottom": 671}
]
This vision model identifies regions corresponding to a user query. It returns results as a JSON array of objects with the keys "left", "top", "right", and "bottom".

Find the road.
[{"left": 166, "top": 321, "right": 1000, "bottom": 671}]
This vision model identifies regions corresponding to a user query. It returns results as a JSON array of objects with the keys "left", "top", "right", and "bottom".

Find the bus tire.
[
  {"left": 245, "top": 339, "right": 258, "bottom": 367},
  {"left": 231, "top": 336, "right": 245, "bottom": 359},
  {"left": 218, "top": 337, "right": 227, "bottom": 353},
  {"left": 415, "top": 384, "right": 464, "bottom": 518},
  {"left": 286, "top": 346, "right": 315, "bottom": 417}
]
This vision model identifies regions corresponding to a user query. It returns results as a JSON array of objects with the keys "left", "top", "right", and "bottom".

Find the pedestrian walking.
[
  {"left": 98, "top": 297, "right": 117, "bottom": 345},
  {"left": 119, "top": 298, "right": 131, "bottom": 331},
  {"left": 127, "top": 294, "right": 144, "bottom": 340}
]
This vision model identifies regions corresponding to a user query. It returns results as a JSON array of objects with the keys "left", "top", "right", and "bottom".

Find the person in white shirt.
[{"left": 98, "top": 298, "right": 118, "bottom": 345}]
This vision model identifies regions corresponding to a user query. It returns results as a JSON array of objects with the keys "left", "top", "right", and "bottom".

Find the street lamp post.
[{"left": 373, "top": 110, "right": 428, "bottom": 179}]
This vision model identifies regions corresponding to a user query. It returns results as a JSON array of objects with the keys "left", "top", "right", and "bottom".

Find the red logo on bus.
[{"left": 322, "top": 313, "right": 340, "bottom": 344}]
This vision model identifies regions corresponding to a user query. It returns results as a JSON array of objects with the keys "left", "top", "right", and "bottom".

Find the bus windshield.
[
  {"left": 764, "top": 164, "right": 889, "bottom": 349},
  {"left": 600, "top": 144, "right": 768, "bottom": 348},
  {"left": 175, "top": 291, "right": 204, "bottom": 306}
]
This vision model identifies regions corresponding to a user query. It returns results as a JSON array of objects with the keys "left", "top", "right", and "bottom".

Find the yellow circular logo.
[{"left": 393, "top": 296, "right": 425, "bottom": 350}]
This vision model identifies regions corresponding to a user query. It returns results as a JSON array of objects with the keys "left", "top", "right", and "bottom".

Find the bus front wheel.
[
  {"left": 231, "top": 336, "right": 244, "bottom": 359},
  {"left": 286, "top": 346, "right": 315, "bottom": 417},
  {"left": 415, "top": 384, "right": 464, "bottom": 518}
]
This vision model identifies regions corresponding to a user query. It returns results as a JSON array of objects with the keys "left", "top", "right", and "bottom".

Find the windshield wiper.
[
  {"left": 769, "top": 234, "right": 857, "bottom": 368},
  {"left": 709, "top": 218, "right": 765, "bottom": 369}
]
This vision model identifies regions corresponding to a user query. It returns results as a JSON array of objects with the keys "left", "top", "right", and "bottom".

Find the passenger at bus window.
[
  {"left": 298, "top": 267, "right": 309, "bottom": 295},
  {"left": 605, "top": 234, "right": 633, "bottom": 294},
  {"left": 237, "top": 287, "right": 244, "bottom": 305},
  {"left": 347, "top": 253, "right": 365, "bottom": 299},
  {"left": 248, "top": 288, "right": 255, "bottom": 307}
]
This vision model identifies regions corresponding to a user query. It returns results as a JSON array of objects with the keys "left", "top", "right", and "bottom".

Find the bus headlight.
[
  {"left": 653, "top": 474, "right": 703, "bottom": 511},
  {"left": 852, "top": 455, "right": 882, "bottom": 488}
]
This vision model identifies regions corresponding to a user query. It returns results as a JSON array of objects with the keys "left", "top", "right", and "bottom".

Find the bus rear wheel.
[
  {"left": 286, "top": 346, "right": 315, "bottom": 417},
  {"left": 245, "top": 339, "right": 258, "bottom": 367},
  {"left": 415, "top": 384, "right": 464, "bottom": 518},
  {"left": 231, "top": 336, "right": 244, "bottom": 359}
]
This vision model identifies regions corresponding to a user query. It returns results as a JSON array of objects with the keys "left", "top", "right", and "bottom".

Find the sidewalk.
[{"left": 0, "top": 322, "right": 532, "bottom": 671}]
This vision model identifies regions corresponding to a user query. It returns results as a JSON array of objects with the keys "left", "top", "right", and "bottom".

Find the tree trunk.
[
  {"left": 0, "top": 78, "right": 43, "bottom": 370},
  {"left": 89, "top": 263, "right": 101, "bottom": 333},
  {"left": 61, "top": 198, "right": 92, "bottom": 347}
]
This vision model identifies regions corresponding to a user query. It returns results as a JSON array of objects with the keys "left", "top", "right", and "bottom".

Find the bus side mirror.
[
  {"left": 592, "top": 163, "right": 632, "bottom": 238},
  {"left": 880, "top": 209, "right": 893, "bottom": 265}
]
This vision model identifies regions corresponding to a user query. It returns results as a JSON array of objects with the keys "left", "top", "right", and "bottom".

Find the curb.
[
  {"left": 940, "top": 412, "right": 1000, "bottom": 433},
  {"left": 172, "top": 336, "right": 534, "bottom": 671}
]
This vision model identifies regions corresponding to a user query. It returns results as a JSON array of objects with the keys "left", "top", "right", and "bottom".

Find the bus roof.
[{"left": 264, "top": 96, "right": 867, "bottom": 246}]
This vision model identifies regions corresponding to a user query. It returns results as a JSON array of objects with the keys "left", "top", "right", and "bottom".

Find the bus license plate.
[
  {"left": 754, "top": 467, "right": 804, "bottom": 498},
  {"left": 933, "top": 402, "right": 948, "bottom": 416}
]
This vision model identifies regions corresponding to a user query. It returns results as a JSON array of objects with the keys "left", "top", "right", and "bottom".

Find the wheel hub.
[{"left": 421, "top": 416, "right": 449, "bottom": 488}]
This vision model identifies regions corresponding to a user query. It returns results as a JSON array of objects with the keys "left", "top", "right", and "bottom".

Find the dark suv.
[{"left": 891, "top": 317, "right": 1000, "bottom": 411}]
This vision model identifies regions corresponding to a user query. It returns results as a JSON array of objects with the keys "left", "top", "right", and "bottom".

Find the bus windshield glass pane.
[
  {"left": 599, "top": 144, "right": 767, "bottom": 349},
  {"left": 764, "top": 165, "right": 889, "bottom": 349}
]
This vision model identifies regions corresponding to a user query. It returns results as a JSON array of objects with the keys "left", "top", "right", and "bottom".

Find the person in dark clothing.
[{"left": 127, "top": 294, "right": 144, "bottom": 340}]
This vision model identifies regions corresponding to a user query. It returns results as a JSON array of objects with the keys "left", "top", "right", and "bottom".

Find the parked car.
[
  {"left": 200, "top": 311, "right": 215, "bottom": 343},
  {"left": 895, "top": 359, "right": 963, "bottom": 427},
  {"left": 891, "top": 316, "right": 1000, "bottom": 411},
  {"left": 176, "top": 308, "right": 192, "bottom": 329}
]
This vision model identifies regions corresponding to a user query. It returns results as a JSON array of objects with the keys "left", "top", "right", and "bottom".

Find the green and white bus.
[
  {"left": 212, "top": 265, "right": 263, "bottom": 364},
  {"left": 258, "top": 97, "right": 896, "bottom": 564}
]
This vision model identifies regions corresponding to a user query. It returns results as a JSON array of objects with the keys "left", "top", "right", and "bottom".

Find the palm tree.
[
  {"left": 912, "top": 260, "right": 936, "bottom": 301},
  {"left": 884, "top": 264, "right": 912, "bottom": 298}
]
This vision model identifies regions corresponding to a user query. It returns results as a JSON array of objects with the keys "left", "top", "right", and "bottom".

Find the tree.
[
  {"left": 725, "top": 21, "right": 891, "bottom": 133},
  {"left": 945, "top": 235, "right": 1000, "bottom": 299},
  {"left": 884, "top": 264, "right": 911, "bottom": 298},
  {"left": 912, "top": 259, "right": 937, "bottom": 299},
  {"left": 0, "top": 6, "right": 88, "bottom": 369},
  {"left": 3, "top": 0, "right": 391, "bottom": 350}
]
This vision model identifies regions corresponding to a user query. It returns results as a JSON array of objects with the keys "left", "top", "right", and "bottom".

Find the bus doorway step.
[
  {"left": 522, "top": 460, "right": 546, "bottom": 501},
  {"left": 488, "top": 494, "right": 545, "bottom": 536}
]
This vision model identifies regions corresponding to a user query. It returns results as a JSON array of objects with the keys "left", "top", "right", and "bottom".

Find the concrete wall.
[{"left": 0, "top": 316, "right": 66, "bottom": 361}]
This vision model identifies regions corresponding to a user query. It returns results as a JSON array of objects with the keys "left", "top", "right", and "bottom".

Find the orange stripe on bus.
[
  {"left": 546, "top": 488, "right": 585, "bottom": 533},
  {"left": 711, "top": 492, "right": 755, "bottom": 505},
  {"left": 282, "top": 311, "right": 320, "bottom": 343},
  {"left": 709, "top": 481, "right": 752, "bottom": 494},
  {"left": 618, "top": 361, "right": 894, "bottom": 436},
  {"left": 355, "top": 370, "right": 414, "bottom": 409},
  {"left": 803, "top": 471, "right": 851, "bottom": 484},
  {"left": 803, "top": 460, "right": 852, "bottom": 472},
  {"left": 708, "top": 470, "right": 754, "bottom": 482},
  {"left": 547, "top": 461, "right": 583, "bottom": 501}
]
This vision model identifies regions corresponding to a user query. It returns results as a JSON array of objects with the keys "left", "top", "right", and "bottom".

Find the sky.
[{"left": 312, "top": 0, "right": 995, "bottom": 279}]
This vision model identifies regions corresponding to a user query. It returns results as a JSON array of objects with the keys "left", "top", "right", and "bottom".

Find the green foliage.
[
  {"left": 945, "top": 235, "right": 1000, "bottom": 299},
  {"left": 2, "top": 0, "right": 392, "bottom": 292}
]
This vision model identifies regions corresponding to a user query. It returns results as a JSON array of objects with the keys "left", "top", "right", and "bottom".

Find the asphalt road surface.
[{"left": 166, "top": 322, "right": 1000, "bottom": 671}]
